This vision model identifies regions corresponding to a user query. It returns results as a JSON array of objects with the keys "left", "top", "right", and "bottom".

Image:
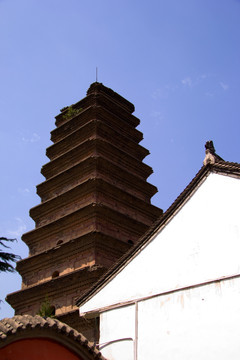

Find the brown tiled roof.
[
  {"left": 76, "top": 160, "right": 240, "bottom": 308},
  {"left": 0, "top": 315, "right": 106, "bottom": 359}
]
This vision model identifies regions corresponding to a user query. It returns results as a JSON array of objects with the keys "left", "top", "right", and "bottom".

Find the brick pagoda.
[{"left": 7, "top": 83, "right": 162, "bottom": 338}]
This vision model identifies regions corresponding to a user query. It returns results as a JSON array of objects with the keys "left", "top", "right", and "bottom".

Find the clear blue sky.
[{"left": 0, "top": 0, "right": 240, "bottom": 318}]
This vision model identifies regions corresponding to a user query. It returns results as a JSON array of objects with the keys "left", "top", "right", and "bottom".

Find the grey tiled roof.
[{"left": 0, "top": 315, "right": 106, "bottom": 359}]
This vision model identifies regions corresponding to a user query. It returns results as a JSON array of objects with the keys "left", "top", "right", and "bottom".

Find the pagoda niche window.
[{"left": 52, "top": 271, "right": 59, "bottom": 278}]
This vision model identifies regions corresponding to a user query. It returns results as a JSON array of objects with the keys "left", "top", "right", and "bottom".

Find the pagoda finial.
[{"left": 203, "top": 140, "right": 223, "bottom": 165}]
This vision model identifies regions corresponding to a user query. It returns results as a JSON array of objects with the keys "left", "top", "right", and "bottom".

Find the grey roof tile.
[{"left": 0, "top": 315, "right": 107, "bottom": 359}]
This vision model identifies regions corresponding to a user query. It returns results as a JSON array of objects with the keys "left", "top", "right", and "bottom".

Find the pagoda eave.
[
  {"left": 30, "top": 178, "right": 162, "bottom": 228},
  {"left": 6, "top": 265, "right": 107, "bottom": 314},
  {"left": 17, "top": 233, "right": 131, "bottom": 280}
]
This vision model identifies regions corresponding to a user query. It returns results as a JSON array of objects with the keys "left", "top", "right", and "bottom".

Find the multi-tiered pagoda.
[{"left": 7, "top": 83, "right": 162, "bottom": 339}]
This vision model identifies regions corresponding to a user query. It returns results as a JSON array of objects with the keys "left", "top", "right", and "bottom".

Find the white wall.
[
  {"left": 81, "top": 173, "right": 240, "bottom": 314},
  {"left": 99, "top": 305, "right": 135, "bottom": 360},
  {"left": 137, "top": 276, "right": 240, "bottom": 360},
  {"left": 99, "top": 276, "right": 240, "bottom": 360}
]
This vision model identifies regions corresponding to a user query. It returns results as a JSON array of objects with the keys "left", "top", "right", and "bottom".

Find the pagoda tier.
[
  {"left": 7, "top": 264, "right": 106, "bottom": 335},
  {"left": 7, "top": 83, "right": 162, "bottom": 339}
]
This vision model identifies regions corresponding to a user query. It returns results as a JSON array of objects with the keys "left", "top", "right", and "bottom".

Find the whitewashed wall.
[
  {"left": 139, "top": 276, "right": 240, "bottom": 359},
  {"left": 140, "top": 277, "right": 240, "bottom": 359},
  {"left": 80, "top": 173, "right": 240, "bottom": 359},
  {"left": 99, "top": 305, "right": 135, "bottom": 360},
  {"left": 99, "top": 276, "right": 240, "bottom": 360}
]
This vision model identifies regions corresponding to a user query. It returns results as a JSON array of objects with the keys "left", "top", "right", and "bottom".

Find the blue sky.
[{"left": 0, "top": 0, "right": 240, "bottom": 318}]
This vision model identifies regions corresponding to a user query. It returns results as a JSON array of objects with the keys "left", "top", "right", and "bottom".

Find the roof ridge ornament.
[{"left": 203, "top": 140, "right": 223, "bottom": 165}]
